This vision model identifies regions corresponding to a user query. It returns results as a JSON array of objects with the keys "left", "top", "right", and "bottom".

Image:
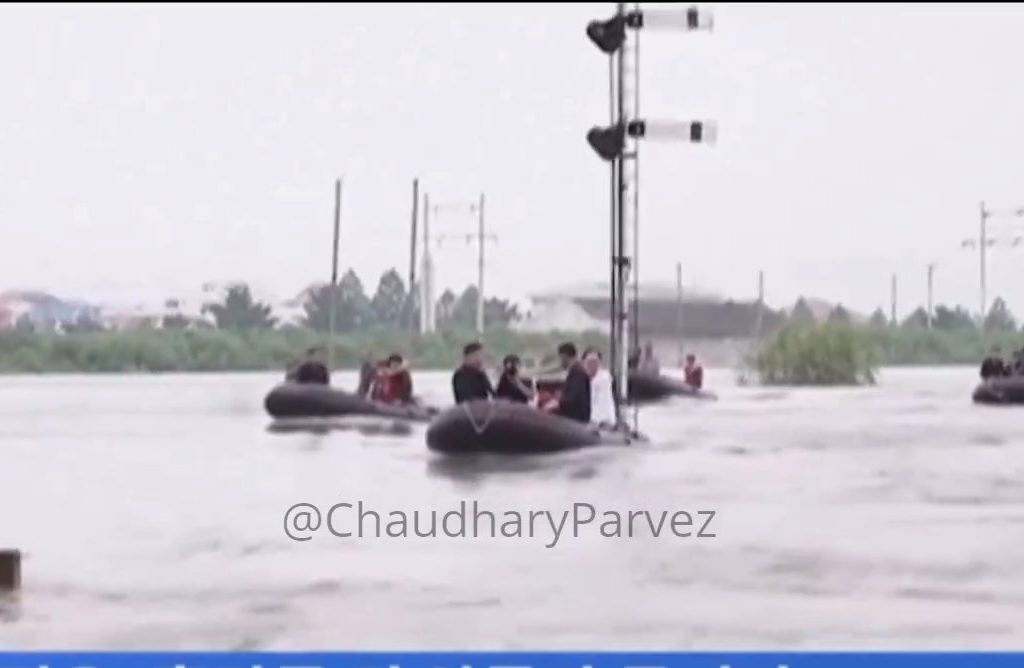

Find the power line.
[
  {"left": 961, "top": 200, "right": 1024, "bottom": 321},
  {"left": 423, "top": 194, "right": 497, "bottom": 339}
]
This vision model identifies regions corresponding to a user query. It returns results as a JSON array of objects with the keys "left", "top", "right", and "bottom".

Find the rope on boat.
[{"left": 462, "top": 400, "right": 496, "bottom": 435}]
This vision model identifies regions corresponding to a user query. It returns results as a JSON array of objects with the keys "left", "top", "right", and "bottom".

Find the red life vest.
[
  {"left": 373, "top": 369, "right": 410, "bottom": 404},
  {"left": 372, "top": 370, "right": 395, "bottom": 403},
  {"left": 684, "top": 365, "right": 704, "bottom": 389},
  {"left": 536, "top": 387, "right": 559, "bottom": 407}
]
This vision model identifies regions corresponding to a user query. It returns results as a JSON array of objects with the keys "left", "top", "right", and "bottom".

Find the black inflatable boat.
[
  {"left": 628, "top": 371, "right": 718, "bottom": 402},
  {"left": 264, "top": 382, "right": 438, "bottom": 421},
  {"left": 973, "top": 377, "right": 1024, "bottom": 405},
  {"left": 426, "top": 399, "right": 636, "bottom": 455},
  {"left": 534, "top": 371, "right": 716, "bottom": 404}
]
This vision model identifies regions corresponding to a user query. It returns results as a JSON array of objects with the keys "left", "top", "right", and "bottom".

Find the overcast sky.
[{"left": 2, "top": 2, "right": 1024, "bottom": 317}]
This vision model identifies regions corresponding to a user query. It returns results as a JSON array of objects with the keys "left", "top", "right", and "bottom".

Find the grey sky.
[{"left": 2, "top": 3, "right": 1024, "bottom": 317}]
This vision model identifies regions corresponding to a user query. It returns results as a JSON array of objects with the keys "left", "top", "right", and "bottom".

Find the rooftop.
[{"left": 528, "top": 281, "right": 723, "bottom": 302}]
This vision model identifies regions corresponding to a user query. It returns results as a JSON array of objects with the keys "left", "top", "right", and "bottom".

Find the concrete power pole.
[
  {"left": 926, "top": 263, "right": 935, "bottom": 330},
  {"left": 475, "top": 193, "right": 486, "bottom": 338},
  {"left": 425, "top": 195, "right": 496, "bottom": 338},
  {"left": 754, "top": 269, "right": 765, "bottom": 340},
  {"left": 419, "top": 193, "right": 435, "bottom": 334},
  {"left": 675, "top": 261, "right": 683, "bottom": 365},
  {"left": 890, "top": 273, "right": 898, "bottom": 327},
  {"left": 407, "top": 178, "right": 419, "bottom": 331},
  {"left": 979, "top": 201, "right": 989, "bottom": 323},
  {"left": 962, "top": 201, "right": 1024, "bottom": 326}
]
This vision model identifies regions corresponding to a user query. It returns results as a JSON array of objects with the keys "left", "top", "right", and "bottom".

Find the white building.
[{"left": 516, "top": 281, "right": 721, "bottom": 333}]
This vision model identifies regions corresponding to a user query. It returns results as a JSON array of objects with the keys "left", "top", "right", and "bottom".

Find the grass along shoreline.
[
  {"left": 0, "top": 328, "right": 608, "bottom": 374},
  {"left": 0, "top": 323, "right": 1019, "bottom": 376}
]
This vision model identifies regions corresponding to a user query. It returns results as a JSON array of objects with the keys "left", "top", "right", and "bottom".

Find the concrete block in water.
[{"left": 0, "top": 549, "right": 21, "bottom": 591}]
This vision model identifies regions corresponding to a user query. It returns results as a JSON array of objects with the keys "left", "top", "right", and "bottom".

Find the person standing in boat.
[
  {"left": 1011, "top": 348, "right": 1024, "bottom": 376},
  {"left": 542, "top": 342, "right": 591, "bottom": 423},
  {"left": 373, "top": 354, "right": 414, "bottom": 405},
  {"left": 495, "top": 354, "right": 534, "bottom": 404},
  {"left": 639, "top": 341, "right": 660, "bottom": 374},
  {"left": 980, "top": 346, "right": 1009, "bottom": 381},
  {"left": 683, "top": 353, "right": 704, "bottom": 390},
  {"left": 452, "top": 342, "right": 495, "bottom": 403},
  {"left": 293, "top": 347, "right": 330, "bottom": 385},
  {"left": 582, "top": 347, "right": 616, "bottom": 428},
  {"left": 627, "top": 347, "right": 641, "bottom": 371},
  {"left": 356, "top": 355, "right": 379, "bottom": 397},
  {"left": 284, "top": 356, "right": 300, "bottom": 382}
]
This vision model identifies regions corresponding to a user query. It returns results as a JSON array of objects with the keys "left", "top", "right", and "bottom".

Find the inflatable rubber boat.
[
  {"left": 628, "top": 371, "right": 718, "bottom": 402},
  {"left": 534, "top": 371, "right": 716, "bottom": 404},
  {"left": 425, "top": 399, "right": 637, "bottom": 455},
  {"left": 972, "top": 377, "right": 1024, "bottom": 405},
  {"left": 264, "top": 382, "right": 439, "bottom": 421}
]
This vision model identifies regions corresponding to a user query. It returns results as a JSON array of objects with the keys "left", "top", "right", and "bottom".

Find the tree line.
[
  {"left": 18, "top": 268, "right": 521, "bottom": 334},
  {"left": 787, "top": 296, "right": 1024, "bottom": 334},
  {"left": 298, "top": 268, "right": 520, "bottom": 333}
]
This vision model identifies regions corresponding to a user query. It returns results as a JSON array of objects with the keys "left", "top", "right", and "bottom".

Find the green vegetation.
[
  {"left": 0, "top": 270, "right": 541, "bottom": 373},
  {"left": 7, "top": 270, "right": 1024, "bottom": 376},
  {"left": 0, "top": 327, "right": 606, "bottom": 374},
  {"left": 753, "top": 323, "right": 879, "bottom": 386},
  {"left": 752, "top": 313, "right": 1024, "bottom": 386}
]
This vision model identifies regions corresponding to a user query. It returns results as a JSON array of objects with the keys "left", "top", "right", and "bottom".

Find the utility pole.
[
  {"left": 962, "top": 201, "right": 1024, "bottom": 325},
  {"left": 754, "top": 269, "right": 765, "bottom": 341},
  {"left": 424, "top": 195, "right": 497, "bottom": 339},
  {"left": 419, "top": 193, "right": 435, "bottom": 334},
  {"left": 407, "top": 178, "right": 419, "bottom": 332},
  {"left": 926, "top": 263, "right": 935, "bottom": 330},
  {"left": 980, "top": 201, "right": 988, "bottom": 323},
  {"left": 890, "top": 273, "right": 897, "bottom": 327},
  {"left": 585, "top": 2, "right": 714, "bottom": 430},
  {"left": 475, "top": 193, "right": 486, "bottom": 337},
  {"left": 675, "top": 261, "right": 683, "bottom": 365},
  {"left": 327, "top": 178, "right": 343, "bottom": 369}
]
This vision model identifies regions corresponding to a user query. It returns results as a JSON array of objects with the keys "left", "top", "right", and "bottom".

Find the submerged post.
[{"left": 0, "top": 549, "right": 20, "bottom": 592}]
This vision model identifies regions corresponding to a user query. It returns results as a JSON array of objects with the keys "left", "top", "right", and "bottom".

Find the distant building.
[
  {"left": 0, "top": 290, "right": 99, "bottom": 330},
  {"left": 516, "top": 281, "right": 783, "bottom": 339}
]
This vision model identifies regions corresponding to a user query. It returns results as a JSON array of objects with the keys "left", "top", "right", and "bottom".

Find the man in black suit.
[
  {"left": 542, "top": 342, "right": 591, "bottom": 423},
  {"left": 452, "top": 342, "right": 495, "bottom": 403}
]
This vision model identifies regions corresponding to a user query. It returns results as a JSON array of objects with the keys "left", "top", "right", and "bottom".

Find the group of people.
[
  {"left": 285, "top": 341, "right": 706, "bottom": 422},
  {"left": 451, "top": 341, "right": 617, "bottom": 427},
  {"left": 357, "top": 354, "right": 415, "bottom": 405},
  {"left": 629, "top": 341, "right": 704, "bottom": 390},
  {"left": 980, "top": 345, "right": 1024, "bottom": 380},
  {"left": 285, "top": 347, "right": 416, "bottom": 406},
  {"left": 450, "top": 340, "right": 705, "bottom": 428},
  {"left": 287, "top": 347, "right": 331, "bottom": 384}
]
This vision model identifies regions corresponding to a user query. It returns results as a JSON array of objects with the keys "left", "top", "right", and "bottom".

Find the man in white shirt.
[{"left": 582, "top": 347, "right": 617, "bottom": 428}]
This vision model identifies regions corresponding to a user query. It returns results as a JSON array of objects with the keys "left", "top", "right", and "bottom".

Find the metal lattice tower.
[{"left": 585, "top": 2, "right": 715, "bottom": 431}]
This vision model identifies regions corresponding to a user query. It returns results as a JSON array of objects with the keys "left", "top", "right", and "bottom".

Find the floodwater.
[{"left": 1, "top": 367, "right": 1023, "bottom": 649}]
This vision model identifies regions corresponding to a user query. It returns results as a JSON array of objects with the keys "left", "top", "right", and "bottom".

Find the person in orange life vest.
[
  {"left": 683, "top": 353, "right": 704, "bottom": 390},
  {"left": 372, "top": 354, "right": 414, "bottom": 405}
]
